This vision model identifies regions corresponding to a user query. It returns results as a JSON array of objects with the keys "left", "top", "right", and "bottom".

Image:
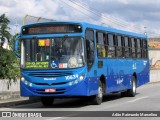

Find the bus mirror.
[{"left": 14, "top": 35, "right": 20, "bottom": 58}]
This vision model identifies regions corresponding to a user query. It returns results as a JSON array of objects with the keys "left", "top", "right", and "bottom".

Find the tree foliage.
[
  {"left": 0, "top": 14, "right": 12, "bottom": 47},
  {"left": 0, "top": 14, "right": 20, "bottom": 88},
  {"left": 0, "top": 48, "right": 20, "bottom": 79}
]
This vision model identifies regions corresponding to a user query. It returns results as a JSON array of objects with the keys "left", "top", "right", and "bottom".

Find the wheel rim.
[
  {"left": 132, "top": 80, "right": 136, "bottom": 94},
  {"left": 98, "top": 86, "right": 103, "bottom": 99}
]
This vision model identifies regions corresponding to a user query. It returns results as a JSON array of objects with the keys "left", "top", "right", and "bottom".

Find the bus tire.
[
  {"left": 41, "top": 97, "right": 54, "bottom": 106},
  {"left": 92, "top": 81, "right": 103, "bottom": 105},
  {"left": 127, "top": 76, "right": 136, "bottom": 97}
]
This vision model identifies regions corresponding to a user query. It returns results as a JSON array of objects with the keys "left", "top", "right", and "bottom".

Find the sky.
[{"left": 1, "top": 0, "right": 160, "bottom": 38}]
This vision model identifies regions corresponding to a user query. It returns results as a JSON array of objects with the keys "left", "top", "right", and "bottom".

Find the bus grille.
[
  {"left": 26, "top": 71, "right": 73, "bottom": 78},
  {"left": 33, "top": 82, "right": 67, "bottom": 86}
]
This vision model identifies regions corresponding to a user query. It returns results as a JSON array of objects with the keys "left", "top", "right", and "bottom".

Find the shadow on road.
[{"left": 10, "top": 92, "right": 137, "bottom": 109}]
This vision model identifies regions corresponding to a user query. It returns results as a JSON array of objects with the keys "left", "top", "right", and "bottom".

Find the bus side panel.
[
  {"left": 137, "top": 61, "right": 150, "bottom": 87},
  {"left": 87, "top": 77, "right": 99, "bottom": 96}
]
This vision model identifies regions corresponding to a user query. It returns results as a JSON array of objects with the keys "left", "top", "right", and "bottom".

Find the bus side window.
[
  {"left": 86, "top": 29, "right": 95, "bottom": 71},
  {"left": 142, "top": 39, "right": 148, "bottom": 58},
  {"left": 108, "top": 34, "right": 116, "bottom": 58},
  {"left": 131, "top": 38, "right": 136, "bottom": 58},
  {"left": 117, "top": 35, "right": 123, "bottom": 58},
  {"left": 137, "top": 38, "right": 141, "bottom": 59},
  {"left": 124, "top": 37, "right": 130, "bottom": 58},
  {"left": 96, "top": 32, "right": 107, "bottom": 58}
]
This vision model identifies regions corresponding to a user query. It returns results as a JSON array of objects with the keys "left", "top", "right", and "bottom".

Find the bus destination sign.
[
  {"left": 22, "top": 24, "right": 82, "bottom": 35},
  {"left": 28, "top": 26, "right": 65, "bottom": 34}
]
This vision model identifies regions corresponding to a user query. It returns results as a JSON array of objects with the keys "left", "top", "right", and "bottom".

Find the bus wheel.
[
  {"left": 92, "top": 81, "right": 103, "bottom": 105},
  {"left": 127, "top": 76, "right": 136, "bottom": 97},
  {"left": 41, "top": 97, "right": 54, "bottom": 106}
]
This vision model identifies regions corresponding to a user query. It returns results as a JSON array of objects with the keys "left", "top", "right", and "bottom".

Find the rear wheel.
[
  {"left": 127, "top": 76, "right": 136, "bottom": 97},
  {"left": 92, "top": 81, "right": 103, "bottom": 105},
  {"left": 41, "top": 97, "right": 54, "bottom": 106}
]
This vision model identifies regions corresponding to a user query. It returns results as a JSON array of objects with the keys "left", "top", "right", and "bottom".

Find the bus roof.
[{"left": 22, "top": 21, "right": 147, "bottom": 38}]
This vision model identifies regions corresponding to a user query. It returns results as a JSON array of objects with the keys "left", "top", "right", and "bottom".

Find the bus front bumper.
[{"left": 20, "top": 80, "right": 90, "bottom": 97}]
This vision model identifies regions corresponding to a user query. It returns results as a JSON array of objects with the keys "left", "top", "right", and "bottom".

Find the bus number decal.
[
  {"left": 143, "top": 61, "right": 147, "bottom": 65},
  {"left": 117, "top": 78, "right": 124, "bottom": 85},
  {"left": 132, "top": 63, "right": 137, "bottom": 70},
  {"left": 65, "top": 74, "right": 79, "bottom": 80}
]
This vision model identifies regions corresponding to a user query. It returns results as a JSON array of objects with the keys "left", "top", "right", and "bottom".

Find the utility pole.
[{"left": 144, "top": 27, "right": 147, "bottom": 36}]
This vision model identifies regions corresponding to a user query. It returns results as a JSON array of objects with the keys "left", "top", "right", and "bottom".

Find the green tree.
[
  {"left": 0, "top": 14, "right": 12, "bottom": 47},
  {"left": 0, "top": 14, "right": 20, "bottom": 88}
]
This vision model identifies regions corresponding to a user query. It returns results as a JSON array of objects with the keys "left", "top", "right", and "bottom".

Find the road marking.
[
  {"left": 46, "top": 117, "right": 64, "bottom": 120},
  {"left": 128, "top": 96, "right": 149, "bottom": 103},
  {"left": 46, "top": 114, "right": 77, "bottom": 120}
]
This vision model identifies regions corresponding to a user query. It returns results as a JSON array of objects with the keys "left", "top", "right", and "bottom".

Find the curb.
[{"left": 148, "top": 81, "right": 160, "bottom": 84}]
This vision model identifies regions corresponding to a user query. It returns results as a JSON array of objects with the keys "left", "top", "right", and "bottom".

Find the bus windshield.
[{"left": 22, "top": 37, "right": 85, "bottom": 69}]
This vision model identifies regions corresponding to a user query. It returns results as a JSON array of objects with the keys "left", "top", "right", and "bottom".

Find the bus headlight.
[
  {"left": 29, "top": 83, "right": 33, "bottom": 87},
  {"left": 25, "top": 81, "right": 28, "bottom": 85},
  {"left": 21, "top": 77, "right": 33, "bottom": 87},
  {"left": 69, "top": 82, "right": 73, "bottom": 86},
  {"left": 74, "top": 79, "right": 78, "bottom": 84},
  {"left": 21, "top": 77, "right": 25, "bottom": 82},
  {"left": 79, "top": 74, "right": 85, "bottom": 80}
]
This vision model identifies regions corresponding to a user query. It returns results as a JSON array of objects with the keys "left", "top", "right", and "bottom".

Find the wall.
[
  {"left": 149, "top": 49, "right": 160, "bottom": 82},
  {"left": 0, "top": 80, "right": 20, "bottom": 92}
]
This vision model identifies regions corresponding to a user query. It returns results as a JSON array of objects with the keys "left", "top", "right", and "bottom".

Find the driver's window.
[{"left": 86, "top": 29, "right": 94, "bottom": 71}]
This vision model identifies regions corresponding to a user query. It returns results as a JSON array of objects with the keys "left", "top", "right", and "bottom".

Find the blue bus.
[{"left": 14, "top": 21, "right": 149, "bottom": 106}]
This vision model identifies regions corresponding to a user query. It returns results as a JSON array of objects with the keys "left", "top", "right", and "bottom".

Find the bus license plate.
[{"left": 45, "top": 88, "right": 56, "bottom": 92}]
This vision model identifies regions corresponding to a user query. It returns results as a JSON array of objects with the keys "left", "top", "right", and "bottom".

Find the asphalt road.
[{"left": 0, "top": 82, "right": 160, "bottom": 120}]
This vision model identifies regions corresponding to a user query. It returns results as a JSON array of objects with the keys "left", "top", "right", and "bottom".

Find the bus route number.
[{"left": 65, "top": 74, "right": 79, "bottom": 80}]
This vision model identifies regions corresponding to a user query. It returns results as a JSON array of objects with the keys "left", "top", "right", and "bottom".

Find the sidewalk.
[{"left": 0, "top": 92, "right": 40, "bottom": 107}]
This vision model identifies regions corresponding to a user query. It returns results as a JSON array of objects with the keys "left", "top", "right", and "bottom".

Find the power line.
[
  {"left": 59, "top": 0, "right": 158, "bottom": 37},
  {"left": 58, "top": 0, "right": 99, "bottom": 24},
  {"left": 70, "top": 0, "right": 142, "bottom": 29},
  {"left": 68, "top": 0, "right": 144, "bottom": 33}
]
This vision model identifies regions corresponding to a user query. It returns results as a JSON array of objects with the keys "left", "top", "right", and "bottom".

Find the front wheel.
[
  {"left": 92, "top": 81, "right": 103, "bottom": 105},
  {"left": 41, "top": 97, "right": 54, "bottom": 106}
]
